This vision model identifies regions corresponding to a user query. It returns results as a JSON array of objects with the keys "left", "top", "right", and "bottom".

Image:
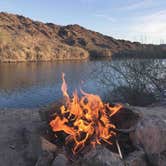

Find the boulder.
[
  {"left": 80, "top": 146, "right": 123, "bottom": 166},
  {"left": 35, "top": 151, "right": 54, "bottom": 166},
  {"left": 19, "top": 127, "right": 43, "bottom": 164},
  {"left": 130, "top": 115, "right": 166, "bottom": 166},
  {"left": 19, "top": 127, "right": 58, "bottom": 165},
  {"left": 124, "top": 150, "right": 147, "bottom": 166},
  {"left": 51, "top": 154, "right": 68, "bottom": 166},
  {"left": 40, "top": 136, "right": 58, "bottom": 153},
  {"left": 110, "top": 106, "right": 140, "bottom": 129}
]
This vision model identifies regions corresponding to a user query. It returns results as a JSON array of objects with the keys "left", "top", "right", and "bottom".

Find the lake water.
[
  {"left": 0, "top": 59, "right": 165, "bottom": 108},
  {"left": 0, "top": 60, "right": 105, "bottom": 108}
]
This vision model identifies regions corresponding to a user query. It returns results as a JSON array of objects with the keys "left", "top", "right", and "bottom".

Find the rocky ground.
[{"left": 0, "top": 102, "right": 165, "bottom": 166}]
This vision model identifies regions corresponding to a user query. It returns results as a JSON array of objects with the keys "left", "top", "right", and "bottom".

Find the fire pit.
[
  {"left": 37, "top": 73, "right": 151, "bottom": 166},
  {"left": 33, "top": 73, "right": 166, "bottom": 166}
]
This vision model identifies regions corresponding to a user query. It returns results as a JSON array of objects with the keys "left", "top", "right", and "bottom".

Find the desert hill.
[{"left": 0, "top": 12, "right": 165, "bottom": 62}]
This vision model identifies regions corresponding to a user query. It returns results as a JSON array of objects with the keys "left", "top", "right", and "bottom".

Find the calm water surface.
[
  {"left": 0, "top": 59, "right": 165, "bottom": 108},
  {"left": 0, "top": 60, "right": 105, "bottom": 108}
]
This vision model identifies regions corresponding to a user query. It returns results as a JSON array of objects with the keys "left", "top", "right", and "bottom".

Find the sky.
[{"left": 0, "top": 0, "right": 166, "bottom": 44}]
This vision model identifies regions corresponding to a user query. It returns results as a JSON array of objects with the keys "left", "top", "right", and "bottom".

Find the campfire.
[
  {"left": 37, "top": 72, "right": 147, "bottom": 165},
  {"left": 35, "top": 73, "right": 166, "bottom": 166},
  {"left": 49, "top": 73, "right": 124, "bottom": 156}
]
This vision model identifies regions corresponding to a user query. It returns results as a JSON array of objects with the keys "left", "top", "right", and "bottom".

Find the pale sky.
[{"left": 0, "top": 0, "right": 166, "bottom": 44}]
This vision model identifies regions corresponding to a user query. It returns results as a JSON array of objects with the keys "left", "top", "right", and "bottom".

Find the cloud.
[
  {"left": 94, "top": 13, "right": 116, "bottom": 22},
  {"left": 140, "top": 9, "right": 166, "bottom": 22},
  {"left": 119, "top": 0, "right": 152, "bottom": 11},
  {"left": 129, "top": 10, "right": 166, "bottom": 43}
]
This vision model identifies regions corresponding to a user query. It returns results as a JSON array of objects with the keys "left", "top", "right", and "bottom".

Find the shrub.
[{"left": 91, "top": 58, "right": 166, "bottom": 106}]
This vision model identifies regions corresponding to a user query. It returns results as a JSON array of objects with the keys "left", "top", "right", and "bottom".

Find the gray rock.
[
  {"left": 52, "top": 154, "right": 68, "bottom": 166},
  {"left": 124, "top": 151, "right": 147, "bottom": 166},
  {"left": 148, "top": 152, "right": 166, "bottom": 166},
  {"left": 130, "top": 115, "right": 166, "bottom": 166},
  {"left": 20, "top": 128, "right": 57, "bottom": 165},
  {"left": 80, "top": 146, "right": 123, "bottom": 166},
  {"left": 19, "top": 127, "right": 43, "bottom": 165},
  {"left": 35, "top": 151, "right": 54, "bottom": 166},
  {"left": 40, "top": 136, "right": 57, "bottom": 153}
]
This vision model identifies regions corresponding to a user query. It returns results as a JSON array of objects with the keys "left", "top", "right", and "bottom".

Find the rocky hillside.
[{"left": 0, "top": 12, "right": 165, "bottom": 62}]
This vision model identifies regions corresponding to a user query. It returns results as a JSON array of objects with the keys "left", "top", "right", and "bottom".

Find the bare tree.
[{"left": 91, "top": 58, "right": 166, "bottom": 106}]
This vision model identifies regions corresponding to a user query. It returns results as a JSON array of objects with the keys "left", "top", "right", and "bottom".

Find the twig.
[{"left": 115, "top": 139, "right": 123, "bottom": 159}]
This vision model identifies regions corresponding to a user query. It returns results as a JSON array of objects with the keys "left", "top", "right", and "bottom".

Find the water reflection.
[
  {"left": 0, "top": 60, "right": 99, "bottom": 108},
  {"left": 0, "top": 59, "right": 165, "bottom": 108},
  {"left": 0, "top": 61, "right": 89, "bottom": 90}
]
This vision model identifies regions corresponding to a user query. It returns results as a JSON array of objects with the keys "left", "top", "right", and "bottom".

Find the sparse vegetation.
[
  {"left": 0, "top": 30, "right": 11, "bottom": 45},
  {"left": 92, "top": 59, "right": 166, "bottom": 106}
]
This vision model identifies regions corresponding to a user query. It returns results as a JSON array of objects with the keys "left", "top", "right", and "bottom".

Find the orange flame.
[{"left": 50, "top": 73, "right": 122, "bottom": 154}]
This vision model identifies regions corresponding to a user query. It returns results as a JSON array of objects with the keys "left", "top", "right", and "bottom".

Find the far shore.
[{"left": 0, "top": 56, "right": 166, "bottom": 64}]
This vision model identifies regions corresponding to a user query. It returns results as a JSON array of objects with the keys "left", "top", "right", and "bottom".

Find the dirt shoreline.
[
  {"left": 0, "top": 108, "right": 40, "bottom": 166},
  {"left": 0, "top": 104, "right": 165, "bottom": 166}
]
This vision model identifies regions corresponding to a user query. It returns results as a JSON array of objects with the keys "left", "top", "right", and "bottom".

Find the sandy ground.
[
  {"left": 0, "top": 103, "right": 165, "bottom": 166},
  {"left": 0, "top": 109, "right": 41, "bottom": 166}
]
